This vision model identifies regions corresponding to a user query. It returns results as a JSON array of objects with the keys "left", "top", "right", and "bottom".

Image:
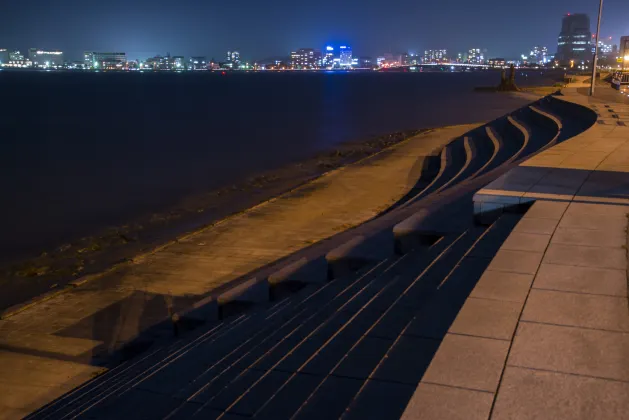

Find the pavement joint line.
[
  {"left": 1, "top": 129, "right": 440, "bottom": 322},
  {"left": 446, "top": 331, "right": 511, "bottom": 342},
  {"left": 547, "top": 242, "right": 628, "bottom": 250},
  {"left": 518, "top": 319, "right": 629, "bottom": 335},
  {"left": 247, "top": 228, "right": 473, "bottom": 418},
  {"left": 345, "top": 222, "right": 498, "bottom": 413},
  {"left": 505, "top": 364, "right": 629, "bottom": 384},
  {"left": 178, "top": 257, "right": 397, "bottom": 412},
  {"left": 419, "top": 381, "right": 495, "bottom": 394},
  {"left": 487, "top": 197, "right": 568, "bottom": 419},
  {"left": 530, "top": 286, "right": 628, "bottom": 298}
]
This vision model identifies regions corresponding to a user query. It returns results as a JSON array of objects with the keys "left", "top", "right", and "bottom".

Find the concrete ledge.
[
  {"left": 326, "top": 230, "right": 394, "bottom": 279},
  {"left": 216, "top": 277, "right": 270, "bottom": 305},
  {"left": 393, "top": 209, "right": 438, "bottom": 254},
  {"left": 176, "top": 295, "right": 219, "bottom": 323},
  {"left": 267, "top": 256, "right": 328, "bottom": 285}
]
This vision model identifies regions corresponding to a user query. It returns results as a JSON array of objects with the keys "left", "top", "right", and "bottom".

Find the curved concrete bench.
[
  {"left": 468, "top": 127, "right": 500, "bottom": 180},
  {"left": 513, "top": 107, "right": 560, "bottom": 156},
  {"left": 506, "top": 116, "right": 530, "bottom": 163},
  {"left": 326, "top": 230, "right": 395, "bottom": 279},
  {"left": 435, "top": 136, "right": 475, "bottom": 194},
  {"left": 544, "top": 95, "right": 598, "bottom": 131},
  {"left": 490, "top": 116, "right": 527, "bottom": 163},
  {"left": 267, "top": 256, "right": 328, "bottom": 285}
]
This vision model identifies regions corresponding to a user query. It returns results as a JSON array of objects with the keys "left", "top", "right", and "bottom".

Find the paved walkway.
[
  {"left": 0, "top": 125, "right": 475, "bottom": 419},
  {"left": 403, "top": 87, "right": 629, "bottom": 419}
]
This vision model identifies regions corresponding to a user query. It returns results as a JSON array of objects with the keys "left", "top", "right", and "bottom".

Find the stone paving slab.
[
  {"left": 532, "top": 264, "right": 627, "bottom": 297},
  {"left": 550, "top": 226, "right": 626, "bottom": 248},
  {"left": 486, "top": 249, "right": 544, "bottom": 275},
  {"left": 541, "top": 243, "right": 627, "bottom": 270},
  {"left": 522, "top": 289, "right": 629, "bottom": 332},
  {"left": 449, "top": 297, "right": 522, "bottom": 340},
  {"left": 492, "top": 366, "right": 629, "bottom": 420},
  {"left": 508, "top": 322, "right": 629, "bottom": 382},
  {"left": 469, "top": 270, "right": 534, "bottom": 303},
  {"left": 421, "top": 334, "right": 510, "bottom": 392},
  {"left": 499, "top": 232, "right": 551, "bottom": 253},
  {"left": 402, "top": 383, "right": 493, "bottom": 420},
  {"left": 512, "top": 217, "right": 559, "bottom": 235}
]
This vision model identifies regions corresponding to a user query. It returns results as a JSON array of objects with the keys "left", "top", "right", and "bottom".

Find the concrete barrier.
[
  {"left": 393, "top": 209, "right": 440, "bottom": 254},
  {"left": 267, "top": 256, "right": 328, "bottom": 285},
  {"left": 176, "top": 296, "right": 219, "bottom": 323},
  {"left": 326, "top": 229, "right": 395, "bottom": 279},
  {"left": 217, "top": 277, "right": 270, "bottom": 305}
]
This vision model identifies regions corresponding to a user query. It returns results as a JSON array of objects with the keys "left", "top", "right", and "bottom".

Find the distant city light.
[{"left": 326, "top": 46, "right": 333, "bottom": 51}]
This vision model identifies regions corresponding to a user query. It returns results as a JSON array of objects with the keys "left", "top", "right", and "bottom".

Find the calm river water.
[{"left": 0, "top": 70, "right": 561, "bottom": 260}]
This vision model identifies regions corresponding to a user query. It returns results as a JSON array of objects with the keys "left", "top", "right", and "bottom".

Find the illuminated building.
[
  {"left": 529, "top": 46, "right": 549, "bottom": 64},
  {"left": 621, "top": 36, "right": 629, "bottom": 70},
  {"left": 9, "top": 50, "right": 24, "bottom": 61},
  {"left": 423, "top": 49, "right": 447, "bottom": 63},
  {"left": 172, "top": 56, "right": 184, "bottom": 69},
  {"left": 28, "top": 49, "right": 64, "bottom": 67},
  {"left": 227, "top": 51, "right": 240, "bottom": 67},
  {"left": 290, "top": 48, "right": 321, "bottom": 69},
  {"left": 487, "top": 58, "right": 506, "bottom": 68},
  {"left": 84, "top": 52, "right": 126, "bottom": 69},
  {"left": 323, "top": 46, "right": 335, "bottom": 68},
  {"left": 467, "top": 48, "right": 484, "bottom": 64},
  {"left": 339, "top": 46, "right": 352, "bottom": 67},
  {"left": 555, "top": 13, "right": 592, "bottom": 64},
  {"left": 596, "top": 37, "right": 614, "bottom": 59},
  {"left": 0, "top": 49, "right": 8, "bottom": 65},
  {"left": 188, "top": 56, "right": 207, "bottom": 70}
]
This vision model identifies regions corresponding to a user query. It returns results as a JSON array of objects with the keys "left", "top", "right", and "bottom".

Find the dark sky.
[{"left": 2, "top": 0, "right": 628, "bottom": 61}]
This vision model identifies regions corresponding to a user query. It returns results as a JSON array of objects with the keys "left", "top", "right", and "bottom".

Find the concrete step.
[{"left": 511, "top": 106, "right": 559, "bottom": 157}]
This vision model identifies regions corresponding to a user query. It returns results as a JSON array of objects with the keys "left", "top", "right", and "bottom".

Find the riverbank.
[
  {"left": 0, "top": 124, "right": 479, "bottom": 418},
  {"left": 1, "top": 129, "right": 426, "bottom": 312}
]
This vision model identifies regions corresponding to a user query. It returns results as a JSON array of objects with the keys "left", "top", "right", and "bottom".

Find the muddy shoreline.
[{"left": 1, "top": 128, "right": 429, "bottom": 312}]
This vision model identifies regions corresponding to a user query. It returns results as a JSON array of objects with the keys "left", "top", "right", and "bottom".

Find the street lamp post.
[{"left": 590, "top": 0, "right": 604, "bottom": 96}]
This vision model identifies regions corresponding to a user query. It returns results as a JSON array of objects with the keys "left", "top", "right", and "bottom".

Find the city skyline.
[{"left": 2, "top": 0, "right": 628, "bottom": 62}]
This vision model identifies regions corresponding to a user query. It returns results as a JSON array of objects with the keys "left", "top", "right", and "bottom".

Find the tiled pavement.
[
  {"left": 402, "top": 201, "right": 629, "bottom": 419},
  {"left": 403, "top": 87, "right": 629, "bottom": 419}
]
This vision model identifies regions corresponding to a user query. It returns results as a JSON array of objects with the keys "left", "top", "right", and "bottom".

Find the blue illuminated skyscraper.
[
  {"left": 323, "top": 46, "right": 335, "bottom": 68},
  {"left": 339, "top": 46, "right": 352, "bottom": 67}
]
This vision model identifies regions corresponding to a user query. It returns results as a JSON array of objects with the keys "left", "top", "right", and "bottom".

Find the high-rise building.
[
  {"left": 597, "top": 37, "right": 614, "bottom": 57},
  {"left": 339, "top": 46, "right": 352, "bottom": 67},
  {"left": 556, "top": 13, "right": 592, "bottom": 64},
  {"left": 227, "top": 51, "right": 240, "bottom": 67},
  {"left": 0, "top": 49, "right": 8, "bottom": 65},
  {"left": 424, "top": 50, "right": 447, "bottom": 63},
  {"left": 29, "top": 49, "right": 64, "bottom": 67},
  {"left": 85, "top": 52, "right": 126, "bottom": 69},
  {"left": 323, "top": 46, "right": 335, "bottom": 68},
  {"left": 467, "top": 48, "right": 484, "bottom": 64},
  {"left": 290, "top": 48, "right": 321, "bottom": 69},
  {"left": 529, "top": 46, "right": 549, "bottom": 64}
]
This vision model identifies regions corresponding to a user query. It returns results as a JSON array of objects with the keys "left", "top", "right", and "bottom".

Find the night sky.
[{"left": 2, "top": 0, "right": 628, "bottom": 61}]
